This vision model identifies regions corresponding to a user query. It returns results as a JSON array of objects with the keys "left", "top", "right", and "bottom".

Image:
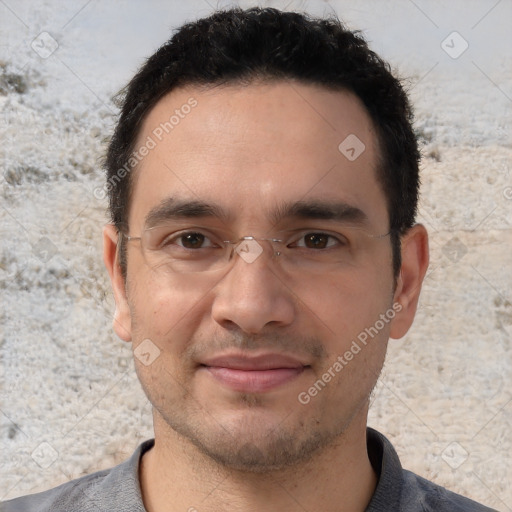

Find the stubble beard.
[
  {"left": 131, "top": 310, "right": 384, "bottom": 474},
  {"left": 147, "top": 383, "right": 373, "bottom": 474}
]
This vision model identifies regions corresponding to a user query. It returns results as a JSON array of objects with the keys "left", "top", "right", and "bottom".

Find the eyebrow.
[
  {"left": 144, "top": 197, "right": 231, "bottom": 228},
  {"left": 269, "top": 199, "right": 369, "bottom": 227},
  {"left": 144, "top": 197, "right": 369, "bottom": 229}
]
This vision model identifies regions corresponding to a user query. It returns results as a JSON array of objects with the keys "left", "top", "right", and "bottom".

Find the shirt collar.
[
  {"left": 365, "top": 427, "right": 403, "bottom": 511},
  {"left": 123, "top": 429, "right": 400, "bottom": 511}
]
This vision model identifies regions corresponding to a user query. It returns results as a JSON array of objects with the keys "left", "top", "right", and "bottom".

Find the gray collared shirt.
[{"left": 1, "top": 428, "right": 498, "bottom": 511}]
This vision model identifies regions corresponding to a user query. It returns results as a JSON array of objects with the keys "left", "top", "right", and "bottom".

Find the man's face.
[{"left": 113, "top": 81, "right": 399, "bottom": 470}]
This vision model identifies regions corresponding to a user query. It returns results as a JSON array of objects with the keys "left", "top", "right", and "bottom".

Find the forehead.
[{"left": 128, "top": 81, "right": 387, "bottom": 231}]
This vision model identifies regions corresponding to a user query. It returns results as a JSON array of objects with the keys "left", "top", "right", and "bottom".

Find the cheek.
[
  {"left": 308, "top": 279, "right": 391, "bottom": 401},
  {"left": 299, "top": 268, "right": 393, "bottom": 344},
  {"left": 129, "top": 272, "right": 207, "bottom": 345}
]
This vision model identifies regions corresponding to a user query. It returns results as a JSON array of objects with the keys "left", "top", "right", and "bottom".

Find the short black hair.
[{"left": 105, "top": 7, "right": 420, "bottom": 278}]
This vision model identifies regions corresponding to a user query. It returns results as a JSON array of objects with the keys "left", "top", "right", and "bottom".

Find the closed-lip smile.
[{"left": 199, "top": 352, "right": 310, "bottom": 393}]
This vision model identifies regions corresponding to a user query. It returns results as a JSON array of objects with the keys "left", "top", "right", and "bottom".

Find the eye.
[
  {"left": 164, "top": 231, "right": 217, "bottom": 250},
  {"left": 292, "top": 232, "right": 345, "bottom": 250}
]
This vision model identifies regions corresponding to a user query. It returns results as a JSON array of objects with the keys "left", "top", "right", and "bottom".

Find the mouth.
[{"left": 199, "top": 353, "right": 310, "bottom": 393}]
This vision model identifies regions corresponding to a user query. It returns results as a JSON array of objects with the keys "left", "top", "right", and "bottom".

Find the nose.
[{"left": 211, "top": 240, "right": 295, "bottom": 334}]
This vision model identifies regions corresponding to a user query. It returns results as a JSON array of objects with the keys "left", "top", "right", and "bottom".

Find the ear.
[
  {"left": 389, "top": 224, "right": 429, "bottom": 339},
  {"left": 103, "top": 224, "right": 132, "bottom": 342}
]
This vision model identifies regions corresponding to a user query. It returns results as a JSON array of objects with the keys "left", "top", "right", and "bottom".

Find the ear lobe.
[
  {"left": 389, "top": 224, "right": 429, "bottom": 340},
  {"left": 103, "top": 224, "right": 132, "bottom": 342}
]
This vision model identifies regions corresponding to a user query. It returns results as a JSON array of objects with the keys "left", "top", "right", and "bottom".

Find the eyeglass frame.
[{"left": 116, "top": 223, "right": 393, "bottom": 275}]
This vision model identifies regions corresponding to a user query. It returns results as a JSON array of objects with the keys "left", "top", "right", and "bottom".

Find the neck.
[{"left": 140, "top": 411, "right": 377, "bottom": 512}]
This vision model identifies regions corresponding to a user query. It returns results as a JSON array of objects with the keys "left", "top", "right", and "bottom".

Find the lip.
[{"left": 199, "top": 352, "right": 310, "bottom": 393}]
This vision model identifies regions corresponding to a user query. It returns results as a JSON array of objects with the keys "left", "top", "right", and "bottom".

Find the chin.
[{"left": 167, "top": 407, "right": 341, "bottom": 473}]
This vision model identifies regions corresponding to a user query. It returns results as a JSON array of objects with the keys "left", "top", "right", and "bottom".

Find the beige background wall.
[{"left": 1, "top": 1, "right": 511, "bottom": 510}]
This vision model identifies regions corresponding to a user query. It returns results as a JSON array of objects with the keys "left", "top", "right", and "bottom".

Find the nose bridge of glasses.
[{"left": 227, "top": 236, "right": 283, "bottom": 265}]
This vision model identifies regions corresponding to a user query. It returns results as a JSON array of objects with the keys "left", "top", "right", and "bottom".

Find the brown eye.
[
  {"left": 180, "top": 232, "right": 207, "bottom": 249},
  {"left": 304, "top": 233, "right": 330, "bottom": 249},
  {"left": 298, "top": 233, "right": 340, "bottom": 249}
]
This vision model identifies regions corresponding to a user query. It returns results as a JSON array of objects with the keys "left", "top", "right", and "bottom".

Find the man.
[{"left": 1, "top": 7, "right": 497, "bottom": 512}]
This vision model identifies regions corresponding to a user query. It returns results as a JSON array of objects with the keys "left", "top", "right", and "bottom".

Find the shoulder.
[
  {"left": 400, "top": 470, "right": 498, "bottom": 512},
  {"left": 0, "top": 439, "right": 154, "bottom": 512},
  {"left": 0, "top": 468, "right": 111, "bottom": 512},
  {"left": 366, "top": 428, "right": 497, "bottom": 512}
]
